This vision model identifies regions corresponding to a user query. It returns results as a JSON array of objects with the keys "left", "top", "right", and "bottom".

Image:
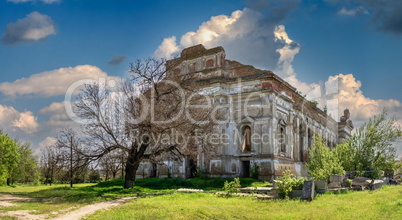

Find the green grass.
[
  {"left": 0, "top": 178, "right": 266, "bottom": 216},
  {"left": 4, "top": 178, "right": 399, "bottom": 220},
  {"left": 85, "top": 185, "right": 402, "bottom": 220}
]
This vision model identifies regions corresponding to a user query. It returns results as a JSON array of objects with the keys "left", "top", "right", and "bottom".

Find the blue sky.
[{"left": 0, "top": 0, "right": 401, "bottom": 156}]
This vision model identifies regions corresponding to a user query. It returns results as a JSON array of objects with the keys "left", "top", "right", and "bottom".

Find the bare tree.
[
  {"left": 56, "top": 128, "right": 90, "bottom": 187},
  {"left": 100, "top": 150, "right": 123, "bottom": 180},
  {"left": 74, "top": 58, "right": 215, "bottom": 188},
  {"left": 40, "top": 145, "right": 63, "bottom": 185}
]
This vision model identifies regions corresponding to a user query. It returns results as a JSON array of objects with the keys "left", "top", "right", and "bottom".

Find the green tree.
[
  {"left": 337, "top": 109, "right": 402, "bottom": 173},
  {"left": 306, "top": 135, "right": 345, "bottom": 181},
  {"left": 0, "top": 131, "right": 20, "bottom": 185},
  {"left": 10, "top": 141, "right": 39, "bottom": 184},
  {"left": 332, "top": 141, "right": 354, "bottom": 172}
]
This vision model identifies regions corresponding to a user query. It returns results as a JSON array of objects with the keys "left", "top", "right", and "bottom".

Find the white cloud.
[
  {"left": 153, "top": 8, "right": 285, "bottom": 69},
  {"left": 40, "top": 101, "right": 76, "bottom": 127},
  {"left": 0, "top": 65, "right": 116, "bottom": 98},
  {"left": 34, "top": 136, "right": 57, "bottom": 155},
  {"left": 273, "top": 25, "right": 316, "bottom": 95},
  {"left": 153, "top": 9, "right": 247, "bottom": 59},
  {"left": 38, "top": 136, "right": 57, "bottom": 148},
  {"left": 1, "top": 11, "right": 56, "bottom": 45},
  {"left": 0, "top": 105, "right": 39, "bottom": 135},
  {"left": 154, "top": 36, "right": 180, "bottom": 59},
  {"left": 332, "top": 73, "right": 402, "bottom": 127}
]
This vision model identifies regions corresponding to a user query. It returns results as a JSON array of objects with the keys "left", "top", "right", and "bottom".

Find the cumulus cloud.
[
  {"left": 107, "top": 54, "right": 127, "bottom": 66},
  {"left": 331, "top": 74, "right": 402, "bottom": 126},
  {"left": 38, "top": 136, "right": 57, "bottom": 148},
  {"left": 34, "top": 136, "right": 57, "bottom": 155},
  {"left": 273, "top": 25, "right": 315, "bottom": 95},
  {"left": 40, "top": 101, "right": 76, "bottom": 127},
  {"left": 154, "top": 1, "right": 299, "bottom": 69},
  {"left": 0, "top": 65, "right": 116, "bottom": 98},
  {"left": 7, "top": 0, "right": 60, "bottom": 4},
  {"left": 0, "top": 105, "right": 39, "bottom": 135},
  {"left": 1, "top": 11, "right": 56, "bottom": 45},
  {"left": 154, "top": 36, "right": 180, "bottom": 60}
]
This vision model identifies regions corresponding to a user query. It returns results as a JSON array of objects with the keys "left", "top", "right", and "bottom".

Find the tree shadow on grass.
[{"left": 19, "top": 178, "right": 268, "bottom": 204}]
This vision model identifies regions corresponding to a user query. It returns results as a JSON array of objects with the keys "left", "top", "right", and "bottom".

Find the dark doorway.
[
  {"left": 185, "top": 158, "right": 197, "bottom": 179},
  {"left": 150, "top": 163, "right": 157, "bottom": 178},
  {"left": 241, "top": 161, "right": 250, "bottom": 178}
]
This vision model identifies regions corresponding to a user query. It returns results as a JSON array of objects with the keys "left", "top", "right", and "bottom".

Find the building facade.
[{"left": 135, "top": 45, "right": 353, "bottom": 181}]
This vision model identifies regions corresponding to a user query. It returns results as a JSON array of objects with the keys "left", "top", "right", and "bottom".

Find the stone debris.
[
  {"left": 351, "top": 177, "right": 384, "bottom": 190},
  {"left": 176, "top": 188, "right": 204, "bottom": 193}
]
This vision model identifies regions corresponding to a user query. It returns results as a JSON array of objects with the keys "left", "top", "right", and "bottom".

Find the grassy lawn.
[
  {"left": 85, "top": 185, "right": 402, "bottom": 220},
  {"left": 0, "top": 178, "right": 267, "bottom": 216},
  {"left": 1, "top": 179, "right": 400, "bottom": 219}
]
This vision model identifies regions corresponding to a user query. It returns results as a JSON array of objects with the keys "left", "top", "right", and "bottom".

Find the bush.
[
  {"left": 222, "top": 178, "right": 241, "bottom": 197},
  {"left": 275, "top": 170, "right": 303, "bottom": 199},
  {"left": 365, "top": 168, "right": 383, "bottom": 179},
  {"left": 346, "top": 179, "right": 353, "bottom": 187},
  {"left": 307, "top": 136, "right": 345, "bottom": 181},
  {"left": 89, "top": 170, "right": 101, "bottom": 183},
  {"left": 292, "top": 176, "right": 305, "bottom": 190},
  {"left": 355, "top": 168, "right": 383, "bottom": 179}
]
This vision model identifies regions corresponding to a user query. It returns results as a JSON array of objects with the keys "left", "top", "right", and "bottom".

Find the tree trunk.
[{"left": 123, "top": 153, "right": 139, "bottom": 189}]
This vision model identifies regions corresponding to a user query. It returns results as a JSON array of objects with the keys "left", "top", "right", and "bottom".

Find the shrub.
[
  {"left": 346, "top": 179, "right": 353, "bottom": 188},
  {"left": 292, "top": 176, "right": 305, "bottom": 190},
  {"left": 275, "top": 170, "right": 301, "bottom": 199},
  {"left": 222, "top": 177, "right": 241, "bottom": 197},
  {"left": 307, "top": 136, "right": 345, "bottom": 181},
  {"left": 365, "top": 168, "right": 383, "bottom": 179}
]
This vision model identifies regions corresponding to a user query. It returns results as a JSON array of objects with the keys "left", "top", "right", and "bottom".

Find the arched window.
[
  {"left": 241, "top": 125, "right": 252, "bottom": 152},
  {"left": 280, "top": 127, "right": 286, "bottom": 152},
  {"left": 278, "top": 119, "right": 287, "bottom": 153},
  {"left": 308, "top": 129, "right": 313, "bottom": 149},
  {"left": 299, "top": 124, "right": 304, "bottom": 161}
]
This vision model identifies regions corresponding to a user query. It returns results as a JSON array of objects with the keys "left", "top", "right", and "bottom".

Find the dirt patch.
[
  {"left": 0, "top": 210, "right": 46, "bottom": 220},
  {"left": 0, "top": 194, "right": 32, "bottom": 207},
  {"left": 0, "top": 194, "right": 60, "bottom": 207},
  {"left": 51, "top": 197, "right": 136, "bottom": 220},
  {"left": 0, "top": 193, "right": 136, "bottom": 220}
]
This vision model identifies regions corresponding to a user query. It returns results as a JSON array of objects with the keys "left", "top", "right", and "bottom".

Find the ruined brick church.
[{"left": 136, "top": 44, "right": 353, "bottom": 181}]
